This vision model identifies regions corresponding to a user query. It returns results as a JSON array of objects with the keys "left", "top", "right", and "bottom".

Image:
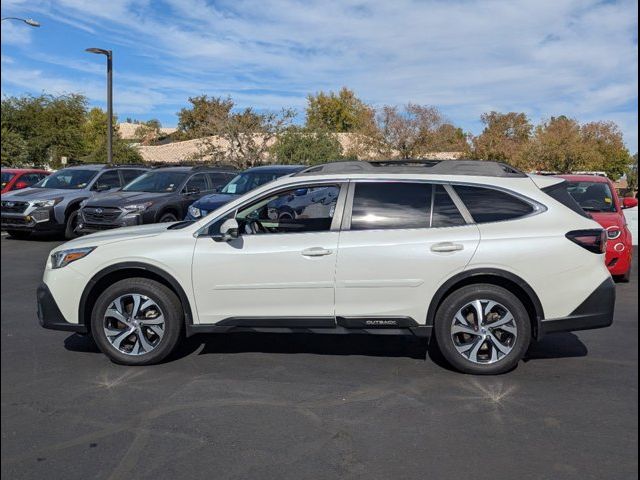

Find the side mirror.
[
  {"left": 184, "top": 185, "right": 200, "bottom": 195},
  {"left": 214, "top": 218, "right": 239, "bottom": 242},
  {"left": 14, "top": 181, "right": 28, "bottom": 190},
  {"left": 622, "top": 197, "right": 638, "bottom": 209}
]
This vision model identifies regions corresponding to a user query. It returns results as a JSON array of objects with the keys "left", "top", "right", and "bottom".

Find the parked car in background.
[
  {"left": 77, "top": 165, "right": 236, "bottom": 234},
  {"left": 1, "top": 164, "right": 148, "bottom": 239},
  {"left": 185, "top": 165, "right": 305, "bottom": 220},
  {"left": 39, "top": 160, "right": 614, "bottom": 374},
  {"left": 559, "top": 174, "right": 638, "bottom": 281},
  {"left": 1, "top": 168, "right": 50, "bottom": 194}
]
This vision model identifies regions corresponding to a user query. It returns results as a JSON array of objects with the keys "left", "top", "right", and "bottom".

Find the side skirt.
[{"left": 186, "top": 316, "right": 431, "bottom": 338}]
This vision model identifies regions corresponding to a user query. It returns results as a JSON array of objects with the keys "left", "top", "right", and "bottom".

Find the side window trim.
[
  {"left": 443, "top": 184, "right": 474, "bottom": 224},
  {"left": 198, "top": 180, "right": 347, "bottom": 237},
  {"left": 342, "top": 179, "right": 473, "bottom": 231}
]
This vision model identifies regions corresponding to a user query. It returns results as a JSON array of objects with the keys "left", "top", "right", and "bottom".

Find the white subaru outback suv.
[{"left": 37, "top": 160, "right": 615, "bottom": 374}]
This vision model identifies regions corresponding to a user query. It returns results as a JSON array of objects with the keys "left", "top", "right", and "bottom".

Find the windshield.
[
  {"left": 1, "top": 172, "right": 16, "bottom": 188},
  {"left": 220, "top": 171, "right": 285, "bottom": 195},
  {"left": 566, "top": 181, "right": 617, "bottom": 213},
  {"left": 122, "top": 171, "right": 188, "bottom": 193},
  {"left": 34, "top": 169, "right": 97, "bottom": 190}
]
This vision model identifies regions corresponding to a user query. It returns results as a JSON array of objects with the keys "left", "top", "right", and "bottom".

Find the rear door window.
[
  {"left": 454, "top": 185, "right": 534, "bottom": 223},
  {"left": 93, "top": 170, "right": 122, "bottom": 190},
  {"left": 350, "top": 182, "right": 431, "bottom": 230},
  {"left": 121, "top": 169, "right": 146, "bottom": 186},
  {"left": 432, "top": 185, "right": 466, "bottom": 227},
  {"left": 185, "top": 173, "right": 209, "bottom": 193}
]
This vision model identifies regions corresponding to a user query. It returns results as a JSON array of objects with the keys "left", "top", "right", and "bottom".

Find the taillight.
[{"left": 566, "top": 229, "right": 607, "bottom": 254}]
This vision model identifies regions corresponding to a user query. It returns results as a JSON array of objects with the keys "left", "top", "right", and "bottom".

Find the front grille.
[
  {"left": 83, "top": 223, "right": 118, "bottom": 231},
  {"left": 1, "top": 216, "right": 30, "bottom": 226},
  {"left": 1, "top": 201, "right": 29, "bottom": 214},
  {"left": 82, "top": 207, "right": 121, "bottom": 224}
]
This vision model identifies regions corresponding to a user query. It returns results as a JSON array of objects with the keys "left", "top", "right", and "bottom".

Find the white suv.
[{"left": 37, "top": 160, "right": 615, "bottom": 374}]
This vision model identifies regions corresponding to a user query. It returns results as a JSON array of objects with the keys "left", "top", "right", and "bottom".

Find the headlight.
[
  {"left": 123, "top": 202, "right": 153, "bottom": 213},
  {"left": 188, "top": 205, "right": 202, "bottom": 218},
  {"left": 607, "top": 227, "right": 621, "bottom": 240},
  {"left": 51, "top": 247, "right": 96, "bottom": 269},
  {"left": 33, "top": 197, "right": 62, "bottom": 208}
]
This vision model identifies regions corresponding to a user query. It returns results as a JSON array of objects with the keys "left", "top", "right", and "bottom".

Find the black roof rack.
[{"left": 295, "top": 160, "right": 527, "bottom": 178}]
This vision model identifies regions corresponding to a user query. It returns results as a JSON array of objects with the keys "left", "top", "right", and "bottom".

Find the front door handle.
[
  {"left": 301, "top": 247, "right": 333, "bottom": 257},
  {"left": 431, "top": 242, "right": 464, "bottom": 253}
]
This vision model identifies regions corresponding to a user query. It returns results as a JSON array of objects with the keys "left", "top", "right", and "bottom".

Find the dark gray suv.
[
  {"left": 76, "top": 165, "right": 236, "bottom": 234},
  {"left": 1, "top": 164, "right": 148, "bottom": 239}
]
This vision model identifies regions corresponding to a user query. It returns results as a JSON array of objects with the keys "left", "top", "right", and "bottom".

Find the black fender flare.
[
  {"left": 78, "top": 261, "right": 194, "bottom": 329},
  {"left": 425, "top": 268, "right": 545, "bottom": 335}
]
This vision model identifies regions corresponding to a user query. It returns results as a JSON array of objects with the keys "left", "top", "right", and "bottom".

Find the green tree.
[
  {"left": 82, "top": 107, "right": 142, "bottom": 164},
  {"left": 524, "top": 116, "right": 589, "bottom": 173},
  {"left": 470, "top": 112, "right": 533, "bottom": 166},
  {"left": 305, "top": 87, "right": 374, "bottom": 133},
  {"left": 627, "top": 153, "right": 638, "bottom": 192},
  {"left": 271, "top": 127, "right": 343, "bottom": 165},
  {"left": 0, "top": 128, "right": 29, "bottom": 167},
  {"left": 177, "top": 95, "right": 233, "bottom": 139},
  {"left": 580, "top": 121, "right": 630, "bottom": 180},
  {"left": 1, "top": 93, "right": 88, "bottom": 167}
]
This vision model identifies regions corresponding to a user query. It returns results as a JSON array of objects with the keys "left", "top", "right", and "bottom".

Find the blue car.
[{"left": 185, "top": 164, "right": 306, "bottom": 220}]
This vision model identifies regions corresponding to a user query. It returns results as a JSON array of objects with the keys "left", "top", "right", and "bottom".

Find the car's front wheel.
[
  {"left": 434, "top": 284, "right": 531, "bottom": 375},
  {"left": 91, "top": 278, "right": 183, "bottom": 365}
]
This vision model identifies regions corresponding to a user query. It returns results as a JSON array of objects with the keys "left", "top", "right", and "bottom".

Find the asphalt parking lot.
[{"left": 1, "top": 235, "right": 637, "bottom": 480}]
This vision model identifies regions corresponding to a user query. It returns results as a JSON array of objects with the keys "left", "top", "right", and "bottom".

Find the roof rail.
[{"left": 295, "top": 159, "right": 527, "bottom": 178}]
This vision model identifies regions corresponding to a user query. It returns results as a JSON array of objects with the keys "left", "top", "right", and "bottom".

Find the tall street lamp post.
[
  {"left": 86, "top": 48, "right": 113, "bottom": 164},
  {"left": 1, "top": 17, "right": 40, "bottom": 27}
]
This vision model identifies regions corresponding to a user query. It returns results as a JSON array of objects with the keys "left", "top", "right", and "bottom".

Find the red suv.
[
  {"left": 1, "top": 168, "right": 50, "bottom": 195},
  {"left": 560, "top": 174, "right": 637, "bottom": 281}
]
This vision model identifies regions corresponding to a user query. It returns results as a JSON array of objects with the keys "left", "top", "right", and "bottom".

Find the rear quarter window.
[{"left": 454, "top": 185, "right": 534, "bottom": 223}]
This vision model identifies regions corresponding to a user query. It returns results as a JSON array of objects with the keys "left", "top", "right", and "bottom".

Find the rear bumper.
[
  {"left": 37, "top": 283, "right": 87, "bottom": 333},
  {"left": 540, "top": 277, "right": 615, "bottom": 335}
]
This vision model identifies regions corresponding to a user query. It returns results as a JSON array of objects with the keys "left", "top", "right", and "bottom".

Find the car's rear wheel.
[
  {"left": 6, "top": 230, "right": 31, "bottom": 239},
  {"left": 434, "top": 284, "right": 531, "bottom": 375},
  {"left": 90, "top": 278, "right": 183, "bottom": 365}
]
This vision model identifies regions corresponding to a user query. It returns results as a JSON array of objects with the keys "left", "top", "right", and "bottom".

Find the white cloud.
[{"left": 1, "top": 0, "right": 637, "bottom": 149}]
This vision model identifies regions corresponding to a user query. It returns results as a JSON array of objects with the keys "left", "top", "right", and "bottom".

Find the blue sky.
[{"left": 1, "top": 0, "right": 638, "bottom": 151}]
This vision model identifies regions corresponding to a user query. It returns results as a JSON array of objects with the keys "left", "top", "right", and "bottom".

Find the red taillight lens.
[{"left": 566, "top": 229, "right": 607, "bottom": 254}]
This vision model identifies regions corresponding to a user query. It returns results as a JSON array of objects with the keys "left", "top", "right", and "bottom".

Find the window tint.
[
  {"left": 237, "top": 185, "right": 340, "bottom": 234},
  {"left": 185, "top": 174, "right": 209, "bottom": 192},
  {"left": 19, "top": 173, "right": 43, "bottom": 185},
  {"left": 454, "top": 185, "right": 534, "bottom": 223},
  {"left": 432, "top": 185, "right": 466, "bottom": 227},
  {"left": 351, "top": 182, "right": 431, "bottom": 230},
  {"left": 565, "top": 181, "right": 616, "bottom": 213},
  {"left": 207, "top": 172, "right": 235, "bottom": 189},
  {"left": 93, "top": 170, "right": 121, "bottom": 190},
  {"left": 121, "top": 169, "right": 146, "bottom": 185}
]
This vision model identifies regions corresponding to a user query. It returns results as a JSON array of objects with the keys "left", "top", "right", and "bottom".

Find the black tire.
[
  {"left": 434, "top": 284, "right": 531, "bottom": 375},
  {"left": 158, "top": 212, "right": 178, "bottom": 223},
  {"left": 6, "top": 230, "right": 31, "bottom": 239},
  {"left": 615, "top": 267, "right": 631, "bottom": 283},
  {"left": 90, "top": 278, "right": 183, "bottom": 365},
  {"left": 64, "top": 210, "right": 80, "bottom": 239}
]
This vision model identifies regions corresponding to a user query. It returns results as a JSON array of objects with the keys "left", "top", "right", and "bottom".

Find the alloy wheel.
[
  {"left": 103, "top": 293, "right": 165, "bottom": 356},
  {"left": 450, "top": 299, "right": 518, "bottom": 364}
]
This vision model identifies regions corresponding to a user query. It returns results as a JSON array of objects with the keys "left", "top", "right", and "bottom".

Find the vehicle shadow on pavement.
[
  {"left": 63, "top": 330, "right": 588, "bottom": 366},
  {"left": 524, "top": 332, "right": 588, "bottom": 360}
]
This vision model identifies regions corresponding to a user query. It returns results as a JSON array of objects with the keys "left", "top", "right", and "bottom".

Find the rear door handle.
[
  {"left": 431, "top": 242, "right": 464, "bottom": 253},
  {"left": 301, "top": 247, "right": 333, "bottom": 257}
]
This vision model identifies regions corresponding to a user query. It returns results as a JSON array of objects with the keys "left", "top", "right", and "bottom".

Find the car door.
[
  {"left": 191, "top": 181, "right": 346, "bottom": 325},
  {"left": 334, "top": 180, "right": 480, "bottom": 326}
]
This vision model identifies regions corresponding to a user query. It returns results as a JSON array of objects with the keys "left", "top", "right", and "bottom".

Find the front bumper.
[
  {"left": 605, "top": 242, "right": 632, "bottom": 276},
  {"left": 37, "top": 283, "right": 87, "bottom": 333},
  {"left": 1, "top": 207, "right": 60, "bottom": 232},
  {"left": 540, "top": 277, "right": 615, "bottom": 335}
]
